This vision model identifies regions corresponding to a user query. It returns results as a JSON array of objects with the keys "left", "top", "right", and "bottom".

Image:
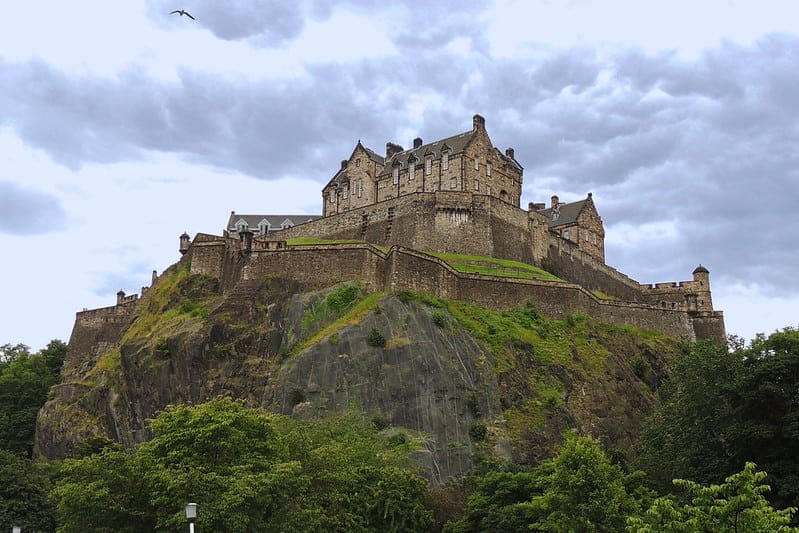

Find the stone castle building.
[{"left": 97, "top": 114, "right": 725, "bottom": 343}]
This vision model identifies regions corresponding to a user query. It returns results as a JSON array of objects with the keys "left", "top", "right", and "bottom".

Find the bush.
[
  {"left": 371, "top": 414, "right": 389, "bottom": 431},
  {"left": 469, "top": 422, "right": 488, "bottom": 442},
  {"left": 432, "top": 311, "right": 447, "bottom": 328},
  {"left": 290, "top": 388, "right": 307, "bottom": 406},
  {"left": 367, "top": 328, "right": 386, "bottom": 347},
  {"left": 633, "top": 356, "right": 648, "bottom": 379}
]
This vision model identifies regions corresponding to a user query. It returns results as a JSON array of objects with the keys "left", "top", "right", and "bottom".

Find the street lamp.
[{"left": 185, "top": 502, "right": 197, "bottom": 533}]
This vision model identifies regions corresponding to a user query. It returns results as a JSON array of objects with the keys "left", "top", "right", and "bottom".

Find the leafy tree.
[
  {"left": 638, "top": 328, "right": 799, "bottom": 510},
  {"left": 628, "top": 463, "right": 799, "bottom": 532},
  {"left": 0, "top": 449, "right": 56, "bottom": 532},
  {"left": 0, "top": 340, "right": 66, "bottom": 456},
  {"left": 447, "top": 433, "right": 645, "bottom": 532},
  {"left": 54, "top": 397, "right": 433, "bottom": 532}
]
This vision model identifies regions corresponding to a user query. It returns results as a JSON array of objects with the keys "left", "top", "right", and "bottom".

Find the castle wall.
[
  {"left": 188, "top": 242, "right": 717, "bottom": 342},
  {"left": 63, "top": 302, "right": 137, "bottom": 383},
  {"left": 278, "top": 192, "right": 548, "bottom": 266},
  {"left": 546, "top": 235, "right": 644, "bottom": 302}
]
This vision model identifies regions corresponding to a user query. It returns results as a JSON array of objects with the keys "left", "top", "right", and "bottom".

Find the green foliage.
[
  {"left": 447, "top": 434, "right": 644, "bottom": 532},
  {"left": 367, "top": 327, "right": 386, "bottom": 348},
  {"left": 153, "top": 337, "right": 170, "bottom": 359},
  {"left": 466, "top": 392, "right": 481, "bottom": 418},
  {"left": 628, "top": 463, "right": 799, "bottom": 532},
  {"left": 638, "top": 328, "right": 799, "bottom": 510},
  {"left": 290, "top": 388, "right": 307, "bottom": 406},
  {"left": 469, "top": 423, "right": 488, "bottom": 442},
  {"left": 371, "top": 414, "right": 389, "bottom": 431},
  {"left": 0, "top": 449, "right": 56, "bottom": 531},
  {"left": 632, "top": 356, "right": 648, "bottom": 379},
  {"left": 0, "top": 340, "right": 66, "bottom": 456},
  {"left": 53, "top": 397, "right": 432, "bottom": 532},
  {"left": 432, "top": 310, "right": 448, "bottom": 328},
  {"left": 301, "top": 282, "right": 363, "bottom": 337}
]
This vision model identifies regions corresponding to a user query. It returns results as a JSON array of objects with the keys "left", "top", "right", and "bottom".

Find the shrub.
[
  {"left": 431, "top": 311, "right": 447, "bottom": 328},
  {"left": 289, "top": 388, "right": 307, "bottom": 406},
  {"left": 466, "top": 392, "right": 481, "bottom": 417},
  {"left": 154, "top": 338, "right": 170, "bottom": 359},
  {"left": 367, "top": 328, "right": 386, "bottom": 347},
  {"left": 328, "top": 333, "right": 340, "bottom": 345},
  {"left": 469, "top": 422, "right": 488, "bottom": 442},
  {"left": 633, "top": 356, "right": 648, "bottom": 379},
  {"left": 371, "top": 414, "right": 389, "bottom": 431}
]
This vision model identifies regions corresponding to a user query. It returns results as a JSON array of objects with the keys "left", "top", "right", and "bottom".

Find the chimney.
[
  {"left": 386, "top": 142, "right": 404, "bottom": 159},
  {"left": 340, "top": 160, "right": 347, "bottom": 170},
  {"left": 413, "top": 137, "right": 423, "bottom": 149},
  {"left": 151, "top": 270, "right": 158, "bottom": 286},
  {"left": 473, "top": 114, "right": 485, "bottom": 131},
  {"left": 505, "top": 147, "right": 515, "bottom": 159},
  {"left": 551, "top": 195, "right": 559, "bottom": 208},
  {"left": 179, "top": 232, "right": 190, "bottom": 255},
  {"left": 587, "top": 192, "right": 593, "bottom": 199}
]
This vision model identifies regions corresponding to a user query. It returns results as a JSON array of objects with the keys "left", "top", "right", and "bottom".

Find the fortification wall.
[
  {"left": 276, "top": 192, "right": 548, "bottom": 265},
  {"left": 190, "top": 243, "right": 711, "bottom": 342},
  {"left": 63, "top": 301, "right": 137, "bottom": 383},
  {"left": 546, "top": 236, "right": 645, "bottom": 302}
]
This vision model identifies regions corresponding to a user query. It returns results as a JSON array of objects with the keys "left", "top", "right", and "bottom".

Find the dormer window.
[
  {"left": 442, "top": 151, "right": 449, "bottom": 170},
  {"left": 425, "top": 157, "right": 432, "bottom": 175},
  {"left": 235, "top": 219, "right": 248, "bottom": 232},
  {"left": 343, "top": 184, "right": 349, "bottom": 199},
  {"left": 281, "top": 219, "right": 294, "bottom": 229},
  {"left": 330, "top": 191, "right": 336, "bottom": 203},
  {"left": 257, "top": 219, "right": 271, "bottom": 234},
  {"left": 409, "top": 160, "right": 416, "bottom": 180},
  {"left": 393, "top": 166, "right": 399, "bottom": 184}
]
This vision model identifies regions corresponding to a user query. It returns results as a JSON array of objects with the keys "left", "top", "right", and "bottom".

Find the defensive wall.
[
  {"left": 277, "top": 191, "right": 550, "bottom": 267},
  {"left": 185, "top": 239, "right": 723, "bottom": 342}
]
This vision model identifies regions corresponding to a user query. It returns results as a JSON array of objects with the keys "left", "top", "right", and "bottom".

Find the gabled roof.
[
  {"left": 226, "top": 213, "right": 321, "bottom": 231},
  {"left": 380, "top": 130, "right": 475, "bottom": 175},
  {"left": 537, "top": 199, "right": 589, "bottom": 228}
]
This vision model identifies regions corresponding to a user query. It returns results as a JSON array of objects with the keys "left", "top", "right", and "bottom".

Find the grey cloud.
[{"left": 0, "top": 181, "right": 66, "bottom": 236}]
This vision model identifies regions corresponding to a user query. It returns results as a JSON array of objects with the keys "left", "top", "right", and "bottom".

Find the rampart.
[
  {"left": 186, "top": 240, "right": 723, "bottom": 342},
  {"left": 277, "top": 191, "right": 550, "bottom": 266}
]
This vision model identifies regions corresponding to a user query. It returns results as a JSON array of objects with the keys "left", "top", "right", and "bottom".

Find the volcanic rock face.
[{"left": 36, "top": 266, "right": 676, "bottom": 483}]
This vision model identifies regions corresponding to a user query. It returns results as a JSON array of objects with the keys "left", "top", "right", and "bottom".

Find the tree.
[
  {"left": 54, "top": 397, "right": 433, "bottom": 532},
  {"left": 0, "top": 340, "right": 66, "bottom": 456},
  {"left": 638, "top": 328, "right": 799, "bottom": 510},
  {"left": 0, "top": 449, "right": 56, "bottom": 532},
  {"left": 446, "top": 433, "right": 645, "bottom": 532},
  {"left": 628, "top": 463, "right": 799, "bottom": 532}
]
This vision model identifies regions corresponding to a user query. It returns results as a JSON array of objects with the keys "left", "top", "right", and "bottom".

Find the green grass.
[
  {"left": 425, "top": 252, "right": 564, "bottom": 282},
  {"left": 591, "top": 289, "right": 617, "bottom": 301},
  {"left": 292, "top": 292, "right": 387, "bottom": 356}
]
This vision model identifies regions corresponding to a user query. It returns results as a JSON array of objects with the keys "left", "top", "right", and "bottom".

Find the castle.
[{"left": 91, "top": 115, "right": 726, "bottom": 343}]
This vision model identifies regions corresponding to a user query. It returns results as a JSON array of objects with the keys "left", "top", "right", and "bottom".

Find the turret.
[
  {"left": 116, "top": 290, "right": 126, "bottom": 305},
  {"left": 239, "top": 228, "right": 254, "bottom": 254},
  {"left": 179, "top": 232, "right": 191, "bottom": 255},
  {"left": 692, "top": 265, "right": 713, "bottom": 312}
]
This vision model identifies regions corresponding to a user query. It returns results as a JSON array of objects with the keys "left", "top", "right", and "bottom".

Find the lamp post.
[{"left": 185, "top": 502, "right": 197, "bottom": 533}]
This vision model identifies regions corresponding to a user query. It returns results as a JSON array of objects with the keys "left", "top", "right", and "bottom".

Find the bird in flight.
[{"left": 170, "top": 9, "right": 196, "bottom": 20}]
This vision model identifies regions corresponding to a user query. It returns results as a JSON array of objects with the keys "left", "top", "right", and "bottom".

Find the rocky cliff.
[{"left": 36, "top": 263, "right": 678, "bottom": 484}]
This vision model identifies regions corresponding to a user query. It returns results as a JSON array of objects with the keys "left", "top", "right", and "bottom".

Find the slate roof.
[
  {"left": 227, "top": 213, "right": 321, "bottom": 232},
  {"left": 378, "top": 130, "right": 476, "bottom": 176},
  {"left": 537, "top": 199, "right": 589, "bottom": 228}
]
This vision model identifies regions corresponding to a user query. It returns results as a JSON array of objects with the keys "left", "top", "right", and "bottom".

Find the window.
[
  {"left": 474, "top": 179, "right": 480, "bottom": 191},
  {"left": 442, "top": 151, "right": 449, "bottom": 170},
  {"left": 392, "top": 167, "right": 399, "bottom": 184},
  {"left": 486, "top": 185, "right": 492, "bottom": 195},
  {"left": 486, "top": 162, "right": 491, "bottom": 177},
  {"left": 563, "top": 229, "right": 570, "bottom": 240},
  {"left": 330, "top": 192, "right": 336, "bottom": 203},
  {"left": 236, "top": 221, "right": 248, "bottom": 232},
  {"left": 356, "top": 159, "right": 361, "bottom": 168},
  {"left": 258, "top": 220, "right": 270, "bottom": 234},
  {"left": 432, "top": 182, "right": 439, "bottom": 192},
  {"left": 474, "top": 158, "right": 479, "bottom": 170},
  {"left": 425, "top": 157, "right": 432, "bottom": 175},
  {"left": 342, "top": 184, "right": 349, "bottom": 199},
  {"left": 409, "top": 161, "right": 416, "bottom": 180},
  {"left": 357, "top": 179, "right": 363, "bottom": 198},
  {"left": 450, "top": 177, "right": 457, "bottom": 189}
]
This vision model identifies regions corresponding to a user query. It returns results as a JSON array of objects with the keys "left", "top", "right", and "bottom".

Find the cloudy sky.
[{"left": 1, "top": 0, "right": 797, "bottom": 350}]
